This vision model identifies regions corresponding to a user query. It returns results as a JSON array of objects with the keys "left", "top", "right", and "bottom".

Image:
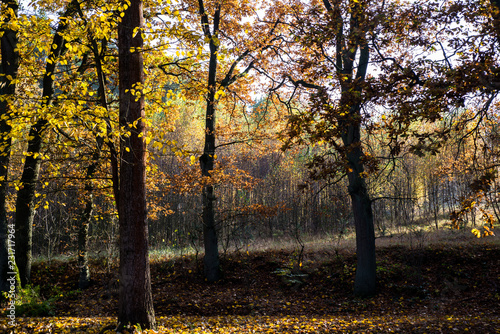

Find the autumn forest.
[{"left": 0, "top": 0, "right": 499, "bottom": 332}]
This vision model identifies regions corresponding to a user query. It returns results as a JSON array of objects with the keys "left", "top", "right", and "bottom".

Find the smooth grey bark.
[
  {"left": 117, "top": 0, "right": 156, "bottom": 329},
  {"left": 0, "top": 0, "right": 19, "bottom": 293},
  {"left": 14, "top": 0, "right": 78, "bottom": 287}
]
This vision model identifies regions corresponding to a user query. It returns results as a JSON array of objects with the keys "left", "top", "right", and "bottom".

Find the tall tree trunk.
[
  {"left": 117, "top": 0, "right": 156, "bottom": 329},
  {"left": 323, "top": 0, "right": 376, "bottom": 296},
  {"left": 0, "top": 0, "right": 19, "bottom": 293},
  {"left": 14, "top": 1, "right": 77, "bottom": 287},
  {"left": 198, "top": 0, "right": 222, "bottom": 282},
  {"left": 74, "top": 1, "right": 117, "bottom": 289},
  {"left": 342, "top": 123, "right": 376, "bottom": 296}
]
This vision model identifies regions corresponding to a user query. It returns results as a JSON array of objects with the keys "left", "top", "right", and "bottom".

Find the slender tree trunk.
[
  {"left": 14, "top": 122, "right": 44, "bottom": 287},
  {"left": 117, "top": 0, "right": 155, "bottom": 329},
  {"left": 13, "top": 0, "right": 77, "bottom": 287},
  {"left": 339, "top": 77, "right": 376, "bottom": 298},
  {"left": 343, "top": 125, "right": 376, "bottom": 296},
  {"left": 198, "top": 0, "right": 222, "bottom": 282},
  {"left": 77, "top": 140, "right": 103, "bottom": 290},
  {"left": 77, "top": 189, "right": 92, "bottom": 289},
  {"left": 323, "top": 0, "right": 376, "bottom": 296},
  {"left": 75, "top": 1, "right": 116, "bottom": 289},
  {"left": 0, "top": 0, "right": 19, "bottom": 293},
  {"left": 345, "top": 118, "right": 377, "bottom": 295}
]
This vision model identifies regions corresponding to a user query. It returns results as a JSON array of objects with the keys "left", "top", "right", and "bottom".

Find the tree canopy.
[{"left": 0, "top": 0, "right": 499, "bottom": 330}]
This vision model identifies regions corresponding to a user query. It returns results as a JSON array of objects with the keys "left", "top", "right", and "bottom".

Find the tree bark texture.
[
  {"left": 0, "top": 0, "right": 19, "bottom": 293},
  {"left": 117, "top": 0, "right": 156, "bottom": 329},
  {"left": 14, "top": 1, "right": 77, "bottom": 287},
  {"left": 324, "top": 0, "right": 376, "bottom": 296},
  {"left": 343, "top": 123, "right": 376, "bottom": 296},
  {"left": 199, "top": 0, "right": 222, "bottom": 282}
]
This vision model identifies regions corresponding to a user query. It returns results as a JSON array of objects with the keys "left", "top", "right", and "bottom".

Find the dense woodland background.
[
  {"left": 1, "top": 0, "right": 500, "bottom": 331},
  {"left": 1, "top": 0, "right": 498, "bottom": 260}
]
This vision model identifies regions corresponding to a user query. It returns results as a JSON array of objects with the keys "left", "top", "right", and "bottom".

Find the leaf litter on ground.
[{"left": 1, "top": 238, "right": 499, "bottom": 333}]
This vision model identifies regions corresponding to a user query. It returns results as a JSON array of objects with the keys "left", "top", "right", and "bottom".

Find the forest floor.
[{"left": 1, "top": 230, "right": 499, "bottom": 333}]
